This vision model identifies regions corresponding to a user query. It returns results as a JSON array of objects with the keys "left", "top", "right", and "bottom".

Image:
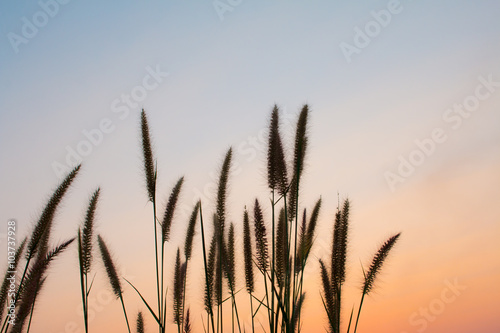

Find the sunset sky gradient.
[{"left": 1, "top": 1, "right": 499, "bottom": 332}]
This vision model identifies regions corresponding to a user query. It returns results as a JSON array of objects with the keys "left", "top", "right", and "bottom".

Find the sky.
[{"left": 1, "top": 1, "right": 499, "bottom": 332}]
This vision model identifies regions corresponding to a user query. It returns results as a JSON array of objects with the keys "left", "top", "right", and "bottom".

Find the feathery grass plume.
[
  {"left": 216, "top": 148, "right": 232, "bottom": 233},
  {"left": 34, "top": 166, "right": 81, "bottom": 263},
  {"left": 275, "top": 208, "right": 287, "bottom": 286},
  {"left": 199, "top": 204, "right": 216, "bottom": 333},
  {"left": 139, "top": 110, "right": 162, "bottom": 331},
  {"left": 173, "top": 249, "right": 185, "bottom": 325},
  {"left": 97, "top": 235, "right": 131, "bottom": 332},
  {"left": 184, "top": 308, "right": 191, "bottom": 333},
  {"left": 330, "top": 211, "right": 342, "bottom": 288},
  {"left": 204, "top": 232, "right": 217, "bottom": 312},
  {"left": 81, "top": 188, "right": 100, "bottom": 274},
  {"left": 225, "top": 223, "right": 242, "bottom": 333},
  {"left": 25, "top": 276, "right": 47, "bottom": 333},
  {"left": 267, "top": 105, "right": 288, "bottom": 195},
  {"left": 77, "top": 229, "right": 86, "bottom": 333},
  {"left": 319, "top": 259, "right": 335, "bottom": 332},
  {"left": 11, "top": 278, "right": 46, "bottom": 333},
  {"left": 253, "top": 199, "right": 268, "bottom": 272},
  {"left": 299, "top": 208, "right": 307, "bottom": 245},
  {"left": 159, "top": 177, "right": 183, "bottom": 331},
  {"left": 161, "top": 176, "right": 184, "bottom": 243},
  {"left": 295, "top": 209, "right": 308, "bottom": 273},
  {"left": 362, "top": 233, "right": 401, "bottom": 295},
  {"left": 211, "top": 214, "right": 225, "bottom": 306},
  {"left": 0, "top": 237, "right": 26, "bottom": 323},
  {"left": 242, "top": 209, "right": 254, "bottom": 294},
  {"left": 184, "top": 201, "right": 200, "bottom": 261},
  {"left": 337, "top": 200, "right": 349, "bottom": 284},
  {"left": 78, "top": 188, "right": 100, "bottom": 333},
  {"left": 214, "top": 148, "right": 232, "bottom": 333},
  {"left": 331, "top": 199, "right": 349, "bottom": 289},
  {"left": 353, "top": 233, "right": 401, "bottom": 333},
  {"left": 136, "top": 312, "right": 145, "bottom": 333},
  {"left": 305, "top": 198, "right": 322, "bottom": 252},
  {"left": 288, "top": 105, "right": 309, "bottom": 221},
  {"left": 140, "top": 109, "right": 162, "bottom": 332},
  {"left": 243, "top": 208, "right": 256, "bottom": 333},
  {"left": 296, "top": 198, "right": 322, "bottom": 274},
  {"left": 321, "top": 200, "right": 349, "bottom": 333},
  {"left": 12, "top": 238, "right": 74, "bottom": 333},
  {"left": 214, "top": 247, "right": 223, "bottom": 305},
  {"left": 26, "top": 164, "right": 80, "bottom": 260},
  {"left": 97, "top": 235, "right": 122, "bottom": 298},
  {"left": 141, "top": 109, "right": 156, "bottom": 202},
  {"left": 328, "top": 202, "right": 349, "bottom": 333},
  {"left": 181, "top": 221, "right": 195, "bottom": 333},
  {"left": 290, "top": 292, "right": 306, "bottom": 333},
  {"left": 225, "top": 223, "right": 236, "bottom": 292}
]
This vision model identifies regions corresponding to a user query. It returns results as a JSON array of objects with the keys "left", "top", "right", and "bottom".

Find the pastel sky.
[{"left": 1, "top": 1, "right": 499, "bottom": 332}]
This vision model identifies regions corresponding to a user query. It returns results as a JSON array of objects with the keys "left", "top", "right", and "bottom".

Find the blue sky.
[{"left": 1, "top": 1, "right": 499, "bottom": 332}]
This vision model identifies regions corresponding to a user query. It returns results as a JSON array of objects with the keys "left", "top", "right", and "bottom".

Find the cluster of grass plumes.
[
  {"left": 0, "top": 105, "right": 401, "bottom": 333},
  {"left": 319, "top": 199, "right": 401, "bottom": 333},
  {"left": 0, "top": 165, "right": 80, "bottom": 333},
  {"left": 194, "top": 104, "right": 400, "bottom": 333}
]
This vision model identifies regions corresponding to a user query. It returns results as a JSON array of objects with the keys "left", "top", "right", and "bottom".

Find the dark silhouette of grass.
[
  {"left": 1, "top": 165, "right": 80, "bottom": 333},
  {"left": 0, "top": 105, "right": 401, "bottom": 333},
  {"left": 97, "top": 235, "right": 131, "bottom": 333},
  {"left": 78, "top": 188, "right": 100, "bottom": 333},
  {"left": 136, "top": 311, "right": 145, "bottom": 333}
]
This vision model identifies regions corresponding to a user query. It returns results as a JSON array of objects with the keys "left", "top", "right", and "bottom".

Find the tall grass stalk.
[
  {"left": 161, "top": 176, "right": 184, "bottom": 331},
  {"left": 140, "top": 109, "right": 164, "bottom": 333},
  {"left": 199, "top": 203, "right": 216, "bottom": 333},
  {"left": 78, "top": 188, "right": 100, "bottom": 333},
  {"left": 353, "top": 233, "right": 401, "bottom": 333},
  {"left": 213, "top": 148, "right": 232, "bottom": 333},
  {"left": 242, "top": 209, "right": 255, "bottom": 333},
  {"left": 225, "top": 223, "right": 241, "bottom": 333},
  {"left": 318, "top": 199, "right": 351, "bottom": 333},
  {"left": 252, "top": 198, "right": 271, "bottom": 329},
  {"left": 267, "top": 105, "right": 288, "bottom": 333},
  {"left": 181, "top": 201, "right": 200, "bottom": 332}
]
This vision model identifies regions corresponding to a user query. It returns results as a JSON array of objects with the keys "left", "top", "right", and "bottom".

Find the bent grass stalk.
[
  {"left": 11, "top": 238, "right": 75, "bottom": 333},
  {"left": 353, "top": 233, "right": 401, "bottom": 333},
  {"left": 0, "top": 237, "right": 26, "bottom": 325},
  {"left": 1, "top": 165, "right": 80, "bottom": 333},
  {"left": 97, "top": 235, "right": 131, "bottom": 333}
]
